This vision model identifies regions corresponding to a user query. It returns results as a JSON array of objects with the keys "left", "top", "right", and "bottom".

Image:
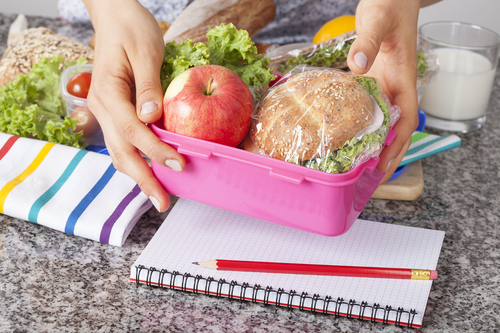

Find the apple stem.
[{"left": 206, "top": 76, "right": 214, "bottom": 96}]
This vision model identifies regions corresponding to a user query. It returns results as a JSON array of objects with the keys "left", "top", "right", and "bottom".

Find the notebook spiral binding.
[{"left": 135, "top": 265, "right": 417, "bottom": 327}]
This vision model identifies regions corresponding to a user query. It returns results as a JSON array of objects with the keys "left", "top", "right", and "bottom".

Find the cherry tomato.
[
  {"left": 71, "top": 106, "right": 101, "bottom": 137},
  {"left": 67, "top": 72, "right": 92, "bottom": 99}
]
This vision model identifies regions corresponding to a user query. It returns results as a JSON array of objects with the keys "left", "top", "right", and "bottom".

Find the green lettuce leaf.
[
  {"left": 161, "top": 23, "right": 276, "bottom": 92},
  {"left": 301, "top": 75, "right": 391, "bottom": 173},
  {"left": 161, "top": 39, "right": 210, "bottom": 92},
  {"left": 225, "top": 59, "right": 275, "bottom": 88},
  {"left": 0, "top": 56, "right": 85, "bottom": 148},
  {"left": 206, "top": 23, "right": 258, "bottom": 66}
]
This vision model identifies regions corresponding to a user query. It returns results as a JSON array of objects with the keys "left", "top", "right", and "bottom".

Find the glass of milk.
[{"left": 419, "top": 21, "right": 500, "bottom": 132}]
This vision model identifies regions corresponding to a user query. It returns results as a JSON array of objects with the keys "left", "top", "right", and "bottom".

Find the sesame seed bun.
[{"left": 249, "top": 69, "right": 374, "bottom": 162}]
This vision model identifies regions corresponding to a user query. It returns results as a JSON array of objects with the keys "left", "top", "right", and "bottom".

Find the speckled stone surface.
[{"left": 1, "top": 13, "right": 500, "bottom": 333}]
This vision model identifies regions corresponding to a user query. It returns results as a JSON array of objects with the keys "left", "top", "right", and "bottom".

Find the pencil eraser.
[{"left": 430, "top": 270, "right": 438, "bottom": 280}]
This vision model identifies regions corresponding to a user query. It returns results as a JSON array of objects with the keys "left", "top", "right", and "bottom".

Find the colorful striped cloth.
[
  {"left": 0, "top": 133, "right": 152, "bottom": 246},
  {"left": 400, "top": 132, "right": 461, "bottom": 167}
]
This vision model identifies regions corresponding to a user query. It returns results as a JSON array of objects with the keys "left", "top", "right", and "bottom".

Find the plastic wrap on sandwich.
[
  {"left": 416, "top": 35, "right": 439, "bottom": 100},
  {"left": 245, "top": 66, "right": 401, "bottom": 174},
  {"left": 265, "top": 31, "right": 439, "bottom": 101},
  {"left": 265, "top": 31, "right": 356, "bottom": 75}
]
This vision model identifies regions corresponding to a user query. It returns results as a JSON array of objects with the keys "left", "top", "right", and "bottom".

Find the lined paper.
[{"left": 131, "top": 198, "right": 445, "bottom": 327}]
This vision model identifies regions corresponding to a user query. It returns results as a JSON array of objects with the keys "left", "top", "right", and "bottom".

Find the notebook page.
[{"left": 131, "top": 198, "right": 445, "bottom": 326}]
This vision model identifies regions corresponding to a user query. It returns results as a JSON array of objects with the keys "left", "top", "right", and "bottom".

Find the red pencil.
[{"left": 193, "top": 260, "right": 437, "bottom": 280}]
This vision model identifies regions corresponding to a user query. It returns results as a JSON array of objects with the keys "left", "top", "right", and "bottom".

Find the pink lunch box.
[{"left": 150, "top": 123, "right": 396, "bottom": 236}]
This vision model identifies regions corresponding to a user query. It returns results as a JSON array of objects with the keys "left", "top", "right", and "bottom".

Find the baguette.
[
  {"left": 163, "top": 0, "right": 276, "bottom": 44},
  {"left": 0, "top": 27, "right": 94, "bottom": 86},
  {"left": 255, "top": 42, "right": 271, "bottom": 55}
]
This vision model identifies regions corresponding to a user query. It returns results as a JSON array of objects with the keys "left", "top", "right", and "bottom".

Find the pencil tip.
[{"left": 192, "top": 262, "right": 199, "bottom": 265}]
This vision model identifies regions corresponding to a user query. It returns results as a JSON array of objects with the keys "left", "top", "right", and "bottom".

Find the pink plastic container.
[{"left": 151, "top": 123, "right": 395, "bottom": 236}]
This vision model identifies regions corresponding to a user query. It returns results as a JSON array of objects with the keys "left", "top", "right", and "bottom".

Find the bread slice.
[{"left": 0, "top": 27, "right": 94, "bottom": 86}]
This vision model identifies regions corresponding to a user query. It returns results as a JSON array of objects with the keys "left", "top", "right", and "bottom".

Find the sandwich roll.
[{"left": 249, "top": 68, "right": 377, "bottom": 163}]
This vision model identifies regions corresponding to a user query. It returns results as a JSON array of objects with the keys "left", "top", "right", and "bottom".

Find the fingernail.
[
  {"left": 385, "top": 158, "right": 395, "bottom": 173},
  {"left": 165, "top": 159, "right": 182, "bottom": 172},
  {"left": 354, "top": 52, "right": 368, "bottom": 70},
  {"left": 149, "top": 196, "right": 161, "bottom": 212},
  {"left": 141, "top": 101, "right": 158, "bottom": 115}
]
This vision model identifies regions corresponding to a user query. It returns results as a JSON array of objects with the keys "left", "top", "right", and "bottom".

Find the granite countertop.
[{"left": 1, "top": 13, "right": 499, "bottom": 333}]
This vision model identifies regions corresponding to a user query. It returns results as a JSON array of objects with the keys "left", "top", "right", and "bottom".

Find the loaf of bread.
[
  {"left": 255, "top": 42, "right": 271, "bottom": 55},
  {"left": 163, "top": 0, "right": 276, "bottom": 44},
  {"left": 249, "top": 69, "right": 374, "bottom": 162},
  {"left": 89, "top": 20, "right": 171, "bottom": 49},
  {"left": 0, "top": 27, "right": 94, "bottom": 86}
]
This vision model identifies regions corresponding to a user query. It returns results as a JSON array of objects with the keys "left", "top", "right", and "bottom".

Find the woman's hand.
[
  {"left": 83, "top": 0, "right": 185, "bottom": 212},
  {"left": 347, "top": 0, "right": 421, "bottom": 183}
]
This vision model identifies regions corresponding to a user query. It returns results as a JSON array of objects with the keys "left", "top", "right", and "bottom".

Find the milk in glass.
[{"left": 419, "top": 48, "right": 496, "bottom": 121}]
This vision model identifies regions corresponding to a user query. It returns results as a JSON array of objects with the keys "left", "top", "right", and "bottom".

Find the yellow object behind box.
[{"left": 313, "top": 15, "right": 356, "bottom": 43}]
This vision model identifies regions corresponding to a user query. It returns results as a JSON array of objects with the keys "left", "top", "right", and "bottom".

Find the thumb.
[
  {"left": 133, "top": 52, "right": 165, "bottom": 125},
  {"left": 347, "top": 8, "right": 392, "bottom": 74}
]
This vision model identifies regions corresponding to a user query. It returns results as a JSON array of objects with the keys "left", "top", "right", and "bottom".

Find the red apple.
[{"left": 162, "top": 64, "right": 254, "bottom": 147}]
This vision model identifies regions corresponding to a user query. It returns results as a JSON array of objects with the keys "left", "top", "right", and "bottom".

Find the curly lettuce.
[
  {"left": 160, "top": 23, "right": 276, "bottom": 92},
  {"left": 301, "top": 76, "right": 391, "bottom": 173},
  {"left": 0, "top": 56, "right": 85, "bottom": 148},
  {"left": 160, "top": 39, "right": 210, "bottom": 91}
]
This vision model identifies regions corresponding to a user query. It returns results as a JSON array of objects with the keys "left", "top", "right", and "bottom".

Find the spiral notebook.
[{"left": 130, "top": 198, "right": 445, "bottom": 328}]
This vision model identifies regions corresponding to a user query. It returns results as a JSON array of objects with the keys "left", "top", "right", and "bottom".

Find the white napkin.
[{"left": 0, "top": 133, "right": 152, "bottom": 246}]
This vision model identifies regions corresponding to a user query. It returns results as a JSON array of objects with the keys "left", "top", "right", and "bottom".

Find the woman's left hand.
[{"left": 347, "top": 0, "right": 421, "bottom": 183}]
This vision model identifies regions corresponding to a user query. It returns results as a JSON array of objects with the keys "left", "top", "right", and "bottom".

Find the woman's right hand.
[
  {"left": 347, "top": 0, "right": 421, "bottom": 183},
  {"left": 83, "top": 0, "right": 186, "bottom": 212}
]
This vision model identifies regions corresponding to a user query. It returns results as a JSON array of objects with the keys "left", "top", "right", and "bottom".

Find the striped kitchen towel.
[
  {"left": 400, "top": 132, "right": 461, "bottom": 167},
  {"left": 0, "top": 133, "right": 152, "bottom": 246}
]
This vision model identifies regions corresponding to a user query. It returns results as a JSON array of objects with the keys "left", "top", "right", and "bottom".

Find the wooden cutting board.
[{"left": 371, "top": 161, "right": 424, "bottom": 201}]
